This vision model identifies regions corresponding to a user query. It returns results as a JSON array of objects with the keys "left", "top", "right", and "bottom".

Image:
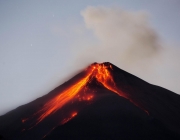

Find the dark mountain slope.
[
  {"left": 0, "top": 62, "right": 180, "bottom": 139},
  {"left": 108, "top": 63, "right": 180, "bottom": 134},
  {"left": 44, "top": 91, "right": 180, "bottom": 140}
]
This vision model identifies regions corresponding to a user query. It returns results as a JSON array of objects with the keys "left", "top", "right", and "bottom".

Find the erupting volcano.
[
  {"left": 0, "top": 62, "right": 180, "bottom": 139},
  {"left": 28, "top": 62, "right": 147, "bottom": 126}
]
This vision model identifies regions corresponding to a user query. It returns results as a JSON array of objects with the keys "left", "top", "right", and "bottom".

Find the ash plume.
[{"left": 73, "top": 6, "right": 180, "bottom": 94}]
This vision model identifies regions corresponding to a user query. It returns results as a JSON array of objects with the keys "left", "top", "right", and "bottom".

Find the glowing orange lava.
[
  {"left": 61, "top": 112, "right": 78, "bottom": 125},
  {"left": 92, "top": 63, "right": 126, "bottom": 98},
  {"left": 34, "top": 72, "right": 92, "bottom": 124},
  {"left": 25, "top": 63, "right": 148, "bottom": 126}
]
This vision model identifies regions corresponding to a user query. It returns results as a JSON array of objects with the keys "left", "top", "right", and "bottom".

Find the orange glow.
[
  {"left": 61, "top": 112, "right": 78, "bottom": 125},
  {"left": 78, "top": 94, "right": 94, "bottom": 101},
  {"left": 87, "top": 95, "right": 93, "bottom": 101},
  {"left": 34, "top": 72, "right": 92, "bottom": 124},
  {"left": 41, "top": 127, "right": 56, "bottom": 139},
  {"left": 25, "top": 63, "right": 148, "bottom": 126},
  {"left": 22, "top": 118, "right": 28, "bottom": 123},
  {"left": 92, "top": 63, "right": 125, "bottom": 98},
  {"left": 71, "top": 112, "right": 78, "bottom": 117},
  {"left": 91, "top": 63, "right": 148, "bottom": 114}
]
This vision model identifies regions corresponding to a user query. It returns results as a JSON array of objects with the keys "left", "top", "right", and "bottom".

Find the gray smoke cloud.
[{"left": 74, "top": 6, "right": 180, "bottom": 94}]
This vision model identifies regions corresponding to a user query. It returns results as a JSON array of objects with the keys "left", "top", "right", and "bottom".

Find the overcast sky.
[{"left": 0, "top": 0, "right": 180, "bottom": 115}]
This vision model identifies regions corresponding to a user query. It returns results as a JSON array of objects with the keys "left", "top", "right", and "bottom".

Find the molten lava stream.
[
  {"left": 92, "top": 63, "right": 149, "bottom": 114},
  {"left": 61, "top": 112, "right": 78, "bottom": 125},
  {"left": 26, "top": 63, "right": 148, "bottom": 127},
  {"left": 92, "top": 63, "right": 127, "bottom": 99},
  {"left": 34, "top": 71, "right": 93, "bottom": 124}
]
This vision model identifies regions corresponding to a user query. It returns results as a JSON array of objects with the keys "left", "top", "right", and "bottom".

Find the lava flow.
[
  {"left": 24, "top": 63, "right": 148, "bottom": 127},
  {"left": 32, "top": 71, "right": 93, "bottom": 124}
]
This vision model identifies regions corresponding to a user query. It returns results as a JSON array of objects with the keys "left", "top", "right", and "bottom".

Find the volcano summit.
[{"left": 0, "top": 62, "right": 180, "bottom": 139}]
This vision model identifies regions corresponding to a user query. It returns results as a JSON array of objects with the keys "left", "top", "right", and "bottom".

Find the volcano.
[{"left": 0, "top": 62, "right": 180, "bottom": 139}]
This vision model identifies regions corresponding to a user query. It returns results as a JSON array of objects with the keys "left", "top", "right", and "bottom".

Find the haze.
[{"left": 0, "top": 0, "right": 180, "bottom": 115}]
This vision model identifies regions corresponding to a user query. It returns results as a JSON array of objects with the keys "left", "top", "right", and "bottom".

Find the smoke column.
[{"left": 73, "top": 6, "right": 180, "bottom": 94}]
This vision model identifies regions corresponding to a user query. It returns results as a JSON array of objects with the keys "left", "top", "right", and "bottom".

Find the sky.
[{"left": 0, "top": 0, "right": 180, "bottom": 115}]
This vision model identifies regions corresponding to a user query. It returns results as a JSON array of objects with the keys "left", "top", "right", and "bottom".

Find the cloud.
[{"left": 74, "top": 6, "right": 180, "bottom": 94}]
